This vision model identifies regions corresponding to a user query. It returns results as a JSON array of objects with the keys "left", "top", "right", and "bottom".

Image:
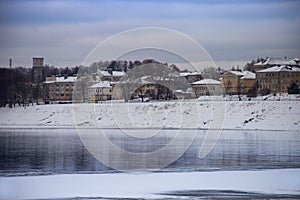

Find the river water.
[{"left": 0, "top": 128, "right": 299, "bottom": 176}]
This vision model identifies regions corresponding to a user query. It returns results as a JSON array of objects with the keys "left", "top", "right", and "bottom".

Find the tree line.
[{"left": 0, "top": 59, "right": 181, "bottom": 107}]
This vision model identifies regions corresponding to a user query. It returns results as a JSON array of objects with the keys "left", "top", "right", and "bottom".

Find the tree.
[
  {"left": 247, "top": 81, "right": 258, "bottom": 97},
  {"left": 202, "top": 66, "right": 220, "bottom": 80},
  {"left": 288, "top": 82, "right": 300, "bottom": 94}
]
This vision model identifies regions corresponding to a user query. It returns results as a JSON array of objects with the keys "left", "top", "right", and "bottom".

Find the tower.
[{"left": 32, "top": 57, "right": 45, "bottom": 84}]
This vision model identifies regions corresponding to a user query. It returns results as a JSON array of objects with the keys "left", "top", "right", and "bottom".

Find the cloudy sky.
[{"left": 0, "top": 0, "right": 299, "bottom": 69}]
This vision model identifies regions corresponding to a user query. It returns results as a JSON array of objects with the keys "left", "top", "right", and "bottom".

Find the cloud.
[{"left": 0, "top": 0, "right": 299, "bottom": 68}]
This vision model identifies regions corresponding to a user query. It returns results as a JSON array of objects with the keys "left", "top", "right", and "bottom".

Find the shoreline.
[{"left": 0, "top": 125, "right": 298, "bottom": 132}]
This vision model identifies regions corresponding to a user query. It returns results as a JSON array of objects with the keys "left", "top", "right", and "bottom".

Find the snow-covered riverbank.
[
  {"left": 0, "top": 97, "right": 299, "bottom": 131},
  {"left": 1, "top": 169, "right": 299, "bottom": 199}
]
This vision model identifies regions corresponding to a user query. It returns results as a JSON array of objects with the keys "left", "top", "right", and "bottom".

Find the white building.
[
  {"left": 88, "top": 81, "right": 112, "bottom": 102},
  {"left": 191, "top": 79, "right": 223, "bottom": 97}
]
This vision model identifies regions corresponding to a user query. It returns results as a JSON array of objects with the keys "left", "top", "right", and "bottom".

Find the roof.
[
  {"left": 112, "top": 71, "right": 126, "bottom": 77},
  {"left": 257, "top": 66, "right": 300, "bottom": 73},
  {"left": 240, "top": 71, "right": 256, "bottom": 79},
  {"left": 44, "top": 76, "right": 77, "bottom": 84},
  {"left": 256, "top": 57, "right": 300, "bottom": 66},
  {"left": 225, "top": 71, "right": 256, "bottom": 79},
  {"left": 180, "top": 71, "right": 202, "bottom": 77},
  {"left": 98, "top": 70, "right": 126, "bottom": 77},
  {"left": 191, "top": 79, "right": 221, "bottom": 85},
  {"left": 225, "top": 71, "right": 255, "bottom": 79},
  {"left": 89, "top": 81, "right": 112, "bottom": 88}
]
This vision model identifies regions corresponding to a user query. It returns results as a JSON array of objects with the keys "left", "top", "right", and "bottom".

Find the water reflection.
[{"left": 0, "top": 129, "right": 299, "bottom": 175}]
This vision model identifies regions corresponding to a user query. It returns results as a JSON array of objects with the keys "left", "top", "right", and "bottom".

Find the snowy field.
[
  {"left": 0, "top": 95, "right": 299, "bottom": 131},
  {"left": 0, "top": 169, "right": 300, "bottom": 199}
]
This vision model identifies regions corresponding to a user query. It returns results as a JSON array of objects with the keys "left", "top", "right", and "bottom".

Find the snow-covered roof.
[
  {"left": 240, "top": 71, "right": 256, "bottom": 79},
  {"left": 257, "top": 66, "right": 300, "bottom": 73},
  {"left": 56, "top": 76, "right": 77, "bottom": 82},
  {"left": 44, "top": 76, "right": 77, "bottom": 84},
  {"left": 89, "top": 81, "right": 112, "bottom": 88},
  {"left": 180, "top": 71, "right": 202, "bottom": 77},
  {"left": 257, "top": 57, "right": 300, "bottom": 66},
  {"left": 191, "top": 79, "right": 221, "bottom": 85},
  {"left": 226, "top": 71, "right": 256, "bottom": 79},
  {"left": 98, "top": 70, "right": 126, "bottom": 77},
  {"left": 98, "top": 70, "right": 111, "bottom": 77},
  {"left": 112, "top": 71, "right": 126, "bottom": 77},
  {"left": 254, "top": 61, "right": 263, "bottom": 66}
]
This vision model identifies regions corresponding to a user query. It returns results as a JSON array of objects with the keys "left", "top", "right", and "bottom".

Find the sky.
[{"left": 0, "top": 0, "right": 299, "bottom": 69}]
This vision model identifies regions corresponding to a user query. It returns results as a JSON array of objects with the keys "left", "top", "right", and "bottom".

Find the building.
[
  {"left": 257, "top": 66, "right": 300, "bottom": 94},
  {"left": 254, "top": 57, "right": 300, "bottom": 72},
  {"left": 97, "top": 70, "right": 126, "bottom": 82},
  {"left": 43, "top": 76, "right": 77, "bottom": 103},
  {"left": 179, "top": 71, "right": 203, "bottom": 83},
  {"left": 191, "top": 79, "right": 223, "bottom": 97},
  {"left": 88, "top": 81, "right": 112, "bottom": 102},
  {"left": 32, "top": 57, "right": 45, "bottom": 84},
  {"left": 221, "top": 71, "right": 256, "bottom": 95}
]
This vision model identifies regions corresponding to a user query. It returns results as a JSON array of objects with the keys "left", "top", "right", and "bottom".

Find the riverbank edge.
[{"left": 0, "top": 125, "right": 299, "bottom": 132}]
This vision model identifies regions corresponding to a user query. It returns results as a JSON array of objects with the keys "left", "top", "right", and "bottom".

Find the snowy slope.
[{"left": 0, "top": 97, "right": 299, "bottom": 131}]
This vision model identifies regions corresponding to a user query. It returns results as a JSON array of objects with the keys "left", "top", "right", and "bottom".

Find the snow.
[
  {"left": 89, "top": 81, "right": 112, "bottom": 88},
  {"left": 0, "top": 95, "right": 299, "bottom": 131},
  {"left": 112, "top": 71, "right": 126, "bottom": 77},
  {"left": 98, "top": 70, "right": 126, "bottom": 77},
  {"left": 240, "top": 71, "right": 256, "bottom": 79},
  {"left": 229, "top": 71, "right": 256, "bottom": 79},
  {"left": 263, "top": 57, "right": 300, "bottom": 66},
  {"left": 44, "top": 76, "right": 77, "bottom": 84},
  {"left": 191, "top": 78, "right": 221, "bottom": 85},
  {"left": 257, "top": 65, "right": 300, "bottom": 73},
  {"left": 0, "top": 169, "right": 299, "bottom": 199},
  {"left": 180, "top": 71, "right": 202, "bottom": 76}
]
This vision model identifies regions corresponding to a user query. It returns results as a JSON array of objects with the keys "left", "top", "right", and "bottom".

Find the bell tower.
[{"left": 32, "top": 57, "right": 45, "bottom": 84}]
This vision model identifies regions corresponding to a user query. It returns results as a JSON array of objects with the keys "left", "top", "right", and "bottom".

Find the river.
[{"left": 0, "top": 128, "right": 300, "bottom": 199}]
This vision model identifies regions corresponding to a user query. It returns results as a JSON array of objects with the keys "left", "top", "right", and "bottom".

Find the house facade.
[
  {"left": 191, "top": 79, "right": 223, "bottom": 97},
  {"left": 257, "top": 66, "right": 300, "bottom": 94},
  {"left": 43, "top": 76, "right": 77, "bottom": 103},
  {"left": 88, "top": 81, "right": 112, "bottom": 102},
  {"left": 221, "top": 71, "right": 256, "bottom": 95}
]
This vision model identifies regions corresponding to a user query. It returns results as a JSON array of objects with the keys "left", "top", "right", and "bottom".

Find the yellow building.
[
  {"left": 221, "top": 71, "right": 256, "bottom": 95},
  {"left": 257, "top": 66, "right": 300, "bottom": 94},
  {"left": 43, "top": 76, "right": 77, "bottom": 103}
]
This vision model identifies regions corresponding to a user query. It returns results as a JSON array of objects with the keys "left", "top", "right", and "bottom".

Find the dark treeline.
[
  {"left": 0, "top": 66, "right": 80, "bottom": 107},
  {"left": 0, "top": 67, "right": 32, "bottom": 107},
  {"left": 0, "top": 59, "right": 180, "bottom": 107}
]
